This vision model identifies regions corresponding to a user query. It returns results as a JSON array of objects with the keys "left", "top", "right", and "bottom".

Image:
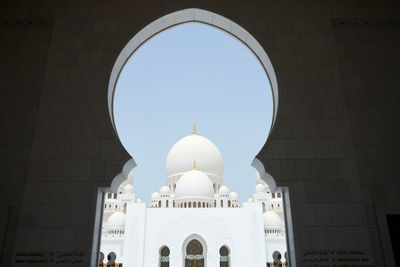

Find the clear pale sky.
[{"left": 114, "top": 23, "right": 273, "bottom": 202}]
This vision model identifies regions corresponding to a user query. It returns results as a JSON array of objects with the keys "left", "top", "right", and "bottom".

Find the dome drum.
[{"left": 174, "top": 197, "right": 214, "bottom": 208}]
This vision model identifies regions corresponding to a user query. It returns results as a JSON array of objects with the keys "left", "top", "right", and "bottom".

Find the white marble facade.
[{"left": 99, "top": 128, "right": 287, "bottom": 266}]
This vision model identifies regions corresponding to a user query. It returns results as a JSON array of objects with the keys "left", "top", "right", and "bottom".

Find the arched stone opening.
[
  {"left": 91, "top": 8, "right": 295, "bottom": 267},
  {"left": 159, "top": 246, "right": 170, "bottom": 267},
  {"left": 219, "top": 246, "right": 230, "bottom": 267},
  {"left": 107, "top": 9, "right": 279, "bottom": 139},
  {"left": 182, "top": 234, "right": 207, "bottom": 267},
  {"left": 185, "top": 239, "right": 204, "bottom": 267},
  {"left": 107, "top": 252, "right": 116, "bottom": 266}
]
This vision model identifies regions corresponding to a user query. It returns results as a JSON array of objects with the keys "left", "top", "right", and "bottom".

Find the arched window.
[
  {"left": 159, "top": 200, "right": 161, "bottom": 207},
  {"left": 106, "top": 252, "right": 116, "bottom": 267},
  {"left": 228, "top": 200, "right": 231, "bottom": 207},
  {"left": 160, "top": 246, "right": 170, "bottom": 267},
  {"left": 189, "top": 202, "right": 191, "bottom": 208},
  {"left": 194, "top": 202, "right": 197, "bottom": 208},
  {"left": 185, "top": 239, "right": 204, "bottom": 267},
  {"left": 221, "top": 200, "right": 223, "bottom": 207},
  {"left": 272, "top": 251, "right": 282, "bottom": 266},
  {"left": 219, "top": 246, "right": 229, "bottom": 267},
  {"left": 166, "top": 200, "right": 169, "bottom": 207},
  {"left": 198, "top": 202, "right": 201, "bottom": 208},
  {"left": 184, "top": 202, "right": 187, "bottom": 208},
  {"left": 202, "top": 202, "right": 205, "bottom": 208}
]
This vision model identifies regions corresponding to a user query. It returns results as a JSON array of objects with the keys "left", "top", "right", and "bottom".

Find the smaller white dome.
[
  {"left": 247, "top": 198, "right": 253, "bottom": 202},
  {"left": 219, "top": 185, "right": 229, "bottom": 194},
  {"left": 229, "top": 192, "right": 238, "bottom": 199},
  {"left": 151, "top": 192, "right": 160, "bottom": 199},
  {"left": 175, "top": 169, "right": 214, "bottom": 199},
  {"left": 107, "top": 211, "right": 126, "bottom": 229},
  {"left": 124, "top": 184, "right": 134, "bottom": 194},
  {"left": 263, "top": 211, "right": 282, "bottom": 230},
  {"left": 255, "top": 184, "right": 266, "bottom": 193},
  {"left": 160, "top": 186, "right": 171, "bottom": 194}
]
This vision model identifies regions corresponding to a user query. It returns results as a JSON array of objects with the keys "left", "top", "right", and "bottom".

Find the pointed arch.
[
  {"left": 91, "top": 8, "right": 297, "bottom": 267},
  {"left": 182, "top": 234, "right": 207, "bottom": 267},
  {"left": 219, "top": 246, "right": 230, "bottom": 267},
  {"left": 159, "top": 246, "right": 170, "bottom": 267},
  {"left": 185, "top": 239, "right": 204, "bottom": 267},
  {"left": 107, "top": 8, "right": 279, "bottom": 148}
]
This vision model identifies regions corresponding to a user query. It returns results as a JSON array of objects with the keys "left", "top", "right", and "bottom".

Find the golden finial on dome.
[
  {"left": 193, "top": 121, "right": 197, "bottom": 135},
  {"left": 193, "top": 160, "right": 197, "bottom": 170}
]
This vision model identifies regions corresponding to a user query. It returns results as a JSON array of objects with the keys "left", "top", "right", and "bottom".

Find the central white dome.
[
  {"left": 175, "top": 169, "right": 214, "bottom": 199},
  {"left": 166, "top": 134, "right": 223, "bottom": 181}
]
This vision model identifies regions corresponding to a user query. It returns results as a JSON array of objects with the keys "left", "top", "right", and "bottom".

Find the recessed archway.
[{"left": 182, "top": 234, "right": 208, "bottom": 267}]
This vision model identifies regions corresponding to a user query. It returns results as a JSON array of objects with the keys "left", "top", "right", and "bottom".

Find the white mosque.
[{"left": 99, "top": 126, "right": 287, "bottom": 267}]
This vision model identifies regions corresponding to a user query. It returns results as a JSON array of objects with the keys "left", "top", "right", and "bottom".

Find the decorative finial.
[
  {"left": 193, "top": 160, "right": 197, "bottom": 170},
  {"left": 193, "top": 121, "right": 196, "bottom": 135}
]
